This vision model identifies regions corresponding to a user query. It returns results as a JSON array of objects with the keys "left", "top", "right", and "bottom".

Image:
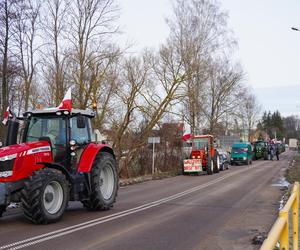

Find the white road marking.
[{"left": 0, "top": 164, "right": 271, "bottom": 250}]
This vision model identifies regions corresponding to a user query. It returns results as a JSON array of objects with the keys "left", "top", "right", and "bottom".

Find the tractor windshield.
[
  {"left": 25, "top": 116, "right": 67, "bottom": 146},
  {"left": 193, "top": 138, "right": 209, "bottom": 150}
]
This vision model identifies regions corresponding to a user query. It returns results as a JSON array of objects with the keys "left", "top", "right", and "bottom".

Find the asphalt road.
[{"left": 0, "top": 151, "right": 294, "bottom": 250}]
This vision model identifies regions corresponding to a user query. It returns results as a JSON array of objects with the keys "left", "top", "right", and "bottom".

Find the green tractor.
[{"left": 253, "top": 140, "right": 268, "bottom": 160}]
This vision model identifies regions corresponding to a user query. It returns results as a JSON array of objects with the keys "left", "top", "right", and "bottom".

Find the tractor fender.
[
  {"left": 37, "top": 162, "right": 73, "bottom": 184},
  {"left": 77, "top": 143, "right": 115, "bottom": 173}
]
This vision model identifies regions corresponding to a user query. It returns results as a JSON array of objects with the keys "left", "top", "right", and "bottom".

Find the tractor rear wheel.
[
  {"left": 213, "top": 154, "right": 220, "bottom": 173},
  {"left": 21, "top": 168, "right": 69, "bottom": 224},
  {"left": 83, "top": 152, "right": 118, "bottom": 210},
  {"left": 0, "top": 205, "right": 6, "bottom": 217}
]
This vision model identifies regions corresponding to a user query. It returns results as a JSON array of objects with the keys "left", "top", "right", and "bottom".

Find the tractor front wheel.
[
  {"left": 21, "top": 168, "right": 69, "bottom": 224},
  {"left": 83, "top": 152, "right": 118, "bottom": 210},
  {"left": 207, "top": 159, "right": 214, "bottom": 175}
]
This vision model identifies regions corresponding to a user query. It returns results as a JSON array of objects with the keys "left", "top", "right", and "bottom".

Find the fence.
[{"left": 260, "top": 182, "right": 299, "bottom": 250}]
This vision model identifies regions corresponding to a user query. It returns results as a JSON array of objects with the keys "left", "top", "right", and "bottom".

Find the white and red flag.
[
  {"left": 2, "top": 107, "right": 12, "bottom": 125},
  {"left": 58, "top": 87, "right": 72, "bottom": 112},
  {"left": 182, "top": 133, "right": 191, "bottom": 141}
]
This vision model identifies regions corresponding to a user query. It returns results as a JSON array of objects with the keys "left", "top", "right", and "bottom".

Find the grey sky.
[{"left": 119, "top": 0, "right": 300, "bottom": 116}]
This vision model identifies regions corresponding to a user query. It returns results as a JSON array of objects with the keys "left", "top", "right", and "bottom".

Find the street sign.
[
  {"left": 148, "top": 137, "right": 160, "bottom": 144},
  {"left": 147, "top": 137, "right": 160, "bottom": 175}
]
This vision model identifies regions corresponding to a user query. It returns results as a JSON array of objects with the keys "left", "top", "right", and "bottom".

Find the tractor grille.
[{"left": 0, "top": 159, "right": 15, "bottom": 172}]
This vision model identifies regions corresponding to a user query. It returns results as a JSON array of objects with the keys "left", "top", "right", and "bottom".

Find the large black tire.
[
  {"left": 21, "top": 168, "right": 69, "bottom": 224},
  {"left": 0, "top": 205, "right": 6, "bottom": 217},
  {"left": 83, "top": 152, "right": 118, "bottom": 210},
  {"left": 206, "top": 157, "right": 213, "bottom": 175},
  {"left": 213, "top": 153, "right": 220, "bottom": 173}
]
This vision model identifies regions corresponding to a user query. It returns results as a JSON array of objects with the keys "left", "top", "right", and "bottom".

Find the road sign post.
[{"left": 148, "top": 137, "right": 160, "bottom": 175}]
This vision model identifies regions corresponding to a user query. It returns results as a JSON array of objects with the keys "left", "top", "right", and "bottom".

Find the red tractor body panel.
[
  {"left": 0, "top": 141, "right": 52, "bottom": 182},
  {"left": 77, "top": 143, "right": 113, "bottom": 172}
]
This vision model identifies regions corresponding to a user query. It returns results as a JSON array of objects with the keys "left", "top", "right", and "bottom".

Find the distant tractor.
[
  {"left": 0, "top": 92, "right": 118, "bottom": 224},
  {"left": 253, "top": 140, "right": 268, "bottom": 160},
  {"left": 183, "top": 135, "right": 220, "bottom": 175}
]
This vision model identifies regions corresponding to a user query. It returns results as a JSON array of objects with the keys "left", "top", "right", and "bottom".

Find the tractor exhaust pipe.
[{"left": 5, "top": 120, "right": 19, "bottom": 146}]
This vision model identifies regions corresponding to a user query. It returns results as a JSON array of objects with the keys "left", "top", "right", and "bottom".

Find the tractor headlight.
[
  {"left": 70, "top": 140, "right": 76, "bottom": 146},
  {"left": 70, "top": 140, "right": 77, "bottom": 151},
  {"left": 243, "top": 157, "right": 247, "bottom": 160},
  {"left": 56, "top": 111, "right": 62, "bottom": 116},
  {"left": 63, "top": 111, "right": 69, "bottom": 115}
]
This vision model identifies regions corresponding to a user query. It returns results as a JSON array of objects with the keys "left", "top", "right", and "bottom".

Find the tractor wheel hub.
[{"left": 45, "top": 192, "right": 54, "bottom": 203}]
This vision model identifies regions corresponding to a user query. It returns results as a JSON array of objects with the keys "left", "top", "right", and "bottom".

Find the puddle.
[
  {"left": 271, "top": 178, "right": 290, "bottom": 210},
  {"left": 271, "top": 178, "right": 290, "bottom": 188}
]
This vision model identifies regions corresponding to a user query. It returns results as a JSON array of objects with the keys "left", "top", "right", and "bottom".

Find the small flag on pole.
[
  {"left": 2, "top": 107, "right": 12, "bottom": 125},
  {"left": 58, "top": 87, "right": 72, "bottom": 112},
  {"left": 182, "top": 133, "right": 191, "bottom": 141}
]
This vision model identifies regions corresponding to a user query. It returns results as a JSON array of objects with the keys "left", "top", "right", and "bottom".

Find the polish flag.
[
  {"left": 182, "top": 133, "right": 191, "bottom": 141},
  {"left": 2, "top": 107, "right": 11, "bottom": 125},
  {"left": 58, "top": 87, "right": 72, "bottom": 112}
]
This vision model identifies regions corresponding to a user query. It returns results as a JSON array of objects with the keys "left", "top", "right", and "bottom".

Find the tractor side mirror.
[
  {"left": 77, "top": 114, "right": 86, "bottom": 128},
  {"left": 94, "top": 129, "right": 106, "bottom": 144}
]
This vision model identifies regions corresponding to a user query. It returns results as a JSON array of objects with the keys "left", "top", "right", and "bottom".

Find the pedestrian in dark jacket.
[{"left": 276, "top": 145, "right": 280, "bottom": 161}]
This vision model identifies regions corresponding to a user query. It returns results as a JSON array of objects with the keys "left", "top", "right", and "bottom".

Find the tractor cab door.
[
  {"left": 25, "top": 116, "right": 68, "bottom": 164},
  {"left": 69, "top": 115, "right": 92, "bottom": 162}
]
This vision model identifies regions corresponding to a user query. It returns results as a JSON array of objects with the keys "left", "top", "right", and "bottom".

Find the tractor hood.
[
  {"left": 0, "top": 141, "right": 52, "bottom": 181},
  {"left": 0, "top": 141, "right": 50, "bottom": 159}
]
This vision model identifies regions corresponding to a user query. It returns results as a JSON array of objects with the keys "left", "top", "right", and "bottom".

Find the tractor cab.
[
  {"left": 183, "top": 134, "right": 219, "bottom": 175},
  {"left": 23, "top": 108, "right": 94, "bottom": 166}
]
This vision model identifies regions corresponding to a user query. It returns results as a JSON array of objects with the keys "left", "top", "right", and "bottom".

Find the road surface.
[{"left": 0, "top": 151, "right": 293, "bottom": 250}]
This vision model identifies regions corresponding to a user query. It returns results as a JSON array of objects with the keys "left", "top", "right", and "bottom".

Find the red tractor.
[
  {"left": 0, "top": 106, "right": 118, "bottom": 224},
  {"left": 183, "top": 135, "right": 219, "bottom": 175}
]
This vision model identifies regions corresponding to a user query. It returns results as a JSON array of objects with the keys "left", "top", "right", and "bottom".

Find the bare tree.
[
  {"left": 166, "top": 0, "right": 235, "bottom": 134},
  {"left": 201, "top": 60, "right": 244, "bottom": 135},
  {"left": 238, "top": 92, "right": 261, "bottom": 141},
  {"left": 0, "top": 0, "right": 19, "bottom": 116},
  {"left": 14, "top": 0, "right": 41, "bottom": 111},
  {"left": 67, "top": 0, "right": 119, "bottom": 109},
  {"left": 41, "top": 0, "right": 69, "bottom": 106},
  {"left": 110, "top": 54, "right": 151, "bottom": 164},
  {"left": 116, "top": 45, "right": 187, "bottom": 177}
]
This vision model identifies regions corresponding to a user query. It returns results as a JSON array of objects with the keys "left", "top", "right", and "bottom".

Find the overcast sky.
[{"left": 119, "top": 0, "right": 300, "bottom": 116}]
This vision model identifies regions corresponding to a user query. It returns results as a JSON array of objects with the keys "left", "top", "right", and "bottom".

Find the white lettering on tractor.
[{"left": 0, "top": 171, "right": 13, "bottom": 177}]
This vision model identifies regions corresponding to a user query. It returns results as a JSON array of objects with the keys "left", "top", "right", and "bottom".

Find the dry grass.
[{"left": 285, "top": 155, "right": 300, "bottom": 184}]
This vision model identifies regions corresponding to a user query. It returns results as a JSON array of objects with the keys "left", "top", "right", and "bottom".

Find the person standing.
[
  {"left": 275, "top": 144, "right": 280, "bottom": 161},
  {"left": 270, "top": 144, "right": 274, "bottom": 160}
]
